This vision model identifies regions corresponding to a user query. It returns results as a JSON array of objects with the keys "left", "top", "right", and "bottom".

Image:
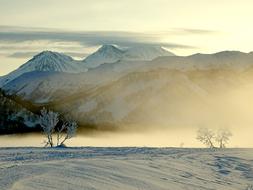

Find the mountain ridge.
[
  {"left": 82, "top": 44, "right": 175, "bottom": 68},
  {"left": 0, "top": 45, "right": 175, "bottom": 87}
]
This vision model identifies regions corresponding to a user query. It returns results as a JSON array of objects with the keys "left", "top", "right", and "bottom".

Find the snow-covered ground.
[{"left": 0, "top": 147, "right": 252, "bottom": 190}]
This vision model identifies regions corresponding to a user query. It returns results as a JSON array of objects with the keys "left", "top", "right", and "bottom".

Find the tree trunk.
[{"left": 219, "top": 140, "right": 223, "bottom": 148}]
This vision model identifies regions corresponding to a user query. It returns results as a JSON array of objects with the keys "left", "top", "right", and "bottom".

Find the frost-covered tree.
[
  {"left": 56, "top": 121, "right": 78, "bottom": 146},
  {"left": 196, "top": 128, "right": 216, "bottom": 148},
  {"left": 215, "top": 128, "right": 232, "bottom": 148},
  {"left": 39, "top": 107, "right": 78, "bottom": 147},
  {"left": 39, "top": 107, "right": 59, "bottom": 147}
]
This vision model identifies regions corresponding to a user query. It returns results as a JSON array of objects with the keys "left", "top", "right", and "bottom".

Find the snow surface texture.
[{"left": 0, "top": 148, "right": 252, "bottom": 190}]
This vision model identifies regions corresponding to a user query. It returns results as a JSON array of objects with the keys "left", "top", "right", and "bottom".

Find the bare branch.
[
  {"left": 39, "top": 107, "right": 59, "bottom": 147},
  {"left": 59, "top": 121, "right": 78, "bottom": 146}
]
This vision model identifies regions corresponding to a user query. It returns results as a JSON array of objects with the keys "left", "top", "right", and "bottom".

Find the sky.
[{"left": 0, "top": 0, "right": 253, "bottom": 75}]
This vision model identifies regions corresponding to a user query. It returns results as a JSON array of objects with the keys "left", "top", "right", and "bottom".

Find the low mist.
[
  {"left": 2, "top": 69, "right": 253, "bottom": 148},
  {"left": 72, "top": 69, "right": 253, "bottom": 148}
]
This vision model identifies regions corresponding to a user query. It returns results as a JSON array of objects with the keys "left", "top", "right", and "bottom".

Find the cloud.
[
  {"left": 63, "top": 52, "right": 89, "bottom": 59},
  {"left": 7, "top": 52, "right": 37, "bottom": 58},
  {"left": 153, "top": 28, "right": 219, "bottom": 37},
  {"left": 0, "top": 26, "right": 220, "bottom": 61},
  {"left": 0, "top": 25, "right": 197, "bottom": 49},
  {"left": 8, "top": 51, "right": 89, "bottom": 59},
  {"left": 173, "top": 28, "right": 218, "bottom": 35}
]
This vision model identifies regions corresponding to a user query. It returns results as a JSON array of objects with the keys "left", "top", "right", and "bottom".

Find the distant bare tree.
[
  {"left": 215, "top": 128, "right": 232, "bottom": 148},
  {"left": 39, "top": 107, "right": 59, "bottom": 147},
  {"left": 197, "top": 128, "right": 215, "bottom": 148},
  {"left": 246, "top": 184, "right": 253, "bottom": 190}
]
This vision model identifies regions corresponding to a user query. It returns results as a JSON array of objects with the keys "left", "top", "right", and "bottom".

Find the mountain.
[
  {"left": 135, "top": 51, "right": 253, "bottom": 72},
  {"left": 0, "top": 51, "right": 87, "bottom": 87},
  {"left": 83, "top": 44, "right": 175, "bottom": 68},
  {"left": 0, "top": 45, "right": 173, "bottom": 87},
  {"left": 3, "top": 51, "right": 253, "bottom": 103},
  {"left": 3, "top": 50, "right": 253, "bottom": 129},
  {"left": 83, "top": 45, "right": 124, "bottom": 68},
  {"left": 3, "top": 49, "right": 253, "bottom": 133}
]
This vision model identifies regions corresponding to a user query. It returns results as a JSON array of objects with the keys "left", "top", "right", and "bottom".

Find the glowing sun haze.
[{"left": 0, "top": 0, "right": 253, "bottom": 75}]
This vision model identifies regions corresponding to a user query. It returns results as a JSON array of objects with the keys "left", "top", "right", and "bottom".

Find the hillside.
[{"left": 0, "top": 89, "right": 39, "bottom": 134}]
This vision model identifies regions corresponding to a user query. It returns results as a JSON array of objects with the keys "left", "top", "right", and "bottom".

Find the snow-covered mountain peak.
[
  {"left": 83, "top": 44, "right": 175, "bottom": 68},
  {"left": 33, "top": 50, "right": 71, "bottom": 58},
  {"left": 21, "top": 50, "right": 74, "bottom": 71},
  {"left": 31, "top": 50, "right": 73, "bottom": 62},
  {"left": 0, "top": 51, "right": 87, "bottom": 87},
  {"left": 97, "top": 45, "right": 123, "bottom": 55},
  {"left": 122, "top": 45, "right": 175, "bottom": 61},
  {"left": 83, "top": 45, "right": 123, "bottom": 68}
]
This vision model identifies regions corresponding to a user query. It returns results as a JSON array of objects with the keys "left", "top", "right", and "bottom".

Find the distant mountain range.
[
  {"left": 0, "top": 45, "right": 174, "bottom": 87},
  {"left": 1, "top": 45, "right": 253, "bottom": 133}
]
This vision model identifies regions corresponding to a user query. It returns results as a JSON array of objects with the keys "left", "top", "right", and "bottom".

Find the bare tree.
[
  {"left": 215, "top": 128, "right": 232, "bottom": 148},
  {"left": 39, "top": 107, "right": 59, "bottom": 147},
  {"left": 56, "top": 122, "right": 67, "bottom": 146},
  {"left": 39, "top": 108, "right": 78, "bottom": 147},
  {"left": 197, "top": 128, "right": 216, "bottom": 148},
  {"left": 56, "top": 121, "right": 78, "bottom": 146}
]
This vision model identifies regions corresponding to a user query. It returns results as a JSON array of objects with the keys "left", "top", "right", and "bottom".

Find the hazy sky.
[{"left": 1, "top": 0, "right": 253, "bottom": 75}]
